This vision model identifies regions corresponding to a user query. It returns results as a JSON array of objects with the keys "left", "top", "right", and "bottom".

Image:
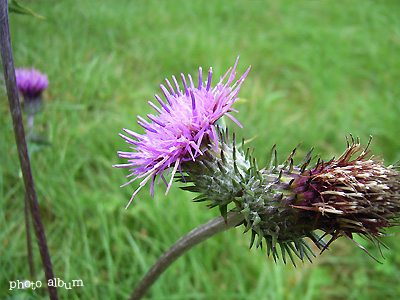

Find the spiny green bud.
[
  {"left": 181, "top": 129, "right": 400, "bottom": 265},
  {"left": 181, "top": 130, "right": 252, "bottom": 216}
]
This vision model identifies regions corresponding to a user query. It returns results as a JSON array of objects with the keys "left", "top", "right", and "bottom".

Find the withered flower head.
[
  {"left": 291, "top": 136, "right": 400, "bottom": 259},
  {"left": 182, "top": 131, "right": 400, "bottom": 265}
]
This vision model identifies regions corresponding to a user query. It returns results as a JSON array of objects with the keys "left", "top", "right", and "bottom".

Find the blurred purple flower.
[
  {"left": 15, "top": 67, "right": 48, "bottom": 99},
  {"left": 114, "top": 57, "right": 250, "bottom": 208},
  {"left": 15, "top": 68, "right": 49, "bottom": 115}
]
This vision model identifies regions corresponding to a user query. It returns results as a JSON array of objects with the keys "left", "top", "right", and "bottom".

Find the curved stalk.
[
  {"left": 0, "top": 2, "right": 58, "bottom": 299},
  {"left": 129, "top": 211, "right": 244, "bottom": 300}
]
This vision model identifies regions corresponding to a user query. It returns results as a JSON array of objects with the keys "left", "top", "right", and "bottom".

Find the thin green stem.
[
  {"left": 25, "top": 114, "right": 35, "bottom": 278},
  {"left": 0, "top": 1, "right": 58, "bottom": 299},
  {"left": 129, "top": 211, "right": 244, "bottom": 300},
  {"left": 27, "top": 114, "right": 34, "bottom": 130}
]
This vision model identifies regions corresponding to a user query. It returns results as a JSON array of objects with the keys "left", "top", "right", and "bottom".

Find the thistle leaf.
[{"left": 8, "top": 0, "right": 45, "bottom": 19}]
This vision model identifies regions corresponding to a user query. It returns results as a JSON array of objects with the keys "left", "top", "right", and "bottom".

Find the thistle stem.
[
  {"left": 27, "top": 114, "right": 34, "bottom": 131},
  {"left": 129, "top": 211, "right": 244, "bottom": 300},
  {"left": 25, "top": 115, "right": 34, "bottom": 278},
  {"left": 0, "top": 2, "right": 58, "bottom": 299},
  {"left": 24, "top": 193, "right": 35, "bottom": 278}
]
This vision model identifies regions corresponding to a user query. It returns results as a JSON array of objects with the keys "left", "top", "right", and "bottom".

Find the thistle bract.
[
  {"left": 114, "top": 57, "right": 250, "bottom": 208},
  {"left": 15, "top": 68, "right": 48, "bottom": 115}
]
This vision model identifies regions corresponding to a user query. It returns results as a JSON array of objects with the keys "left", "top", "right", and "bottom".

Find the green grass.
[{"left": 1, "top": 0, "right": 400, "bottom": 299}]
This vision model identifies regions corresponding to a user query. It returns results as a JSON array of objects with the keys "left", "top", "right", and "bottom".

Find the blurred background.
[{"left": 1, "top": 1, "right": 400, "bottom": 299}]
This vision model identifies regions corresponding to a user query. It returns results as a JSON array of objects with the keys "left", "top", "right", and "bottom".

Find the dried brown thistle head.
[{"left": 291, "top": 136, "right": 400, "bottom": 260}]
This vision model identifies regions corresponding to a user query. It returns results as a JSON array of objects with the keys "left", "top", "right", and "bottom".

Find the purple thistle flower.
[
  {"left": 115, "top": 57, "right": 251, "bottom": 209},
  {"left": 15, "top": 68, "right": 49, "bottom": 115},
  {"left": 15, "top": 67, "right": 49, "bottom": 99}
]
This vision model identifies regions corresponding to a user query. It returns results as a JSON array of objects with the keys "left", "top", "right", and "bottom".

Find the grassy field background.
[{"left": 1, "top": 1, "right": 400, "bottom": 299}]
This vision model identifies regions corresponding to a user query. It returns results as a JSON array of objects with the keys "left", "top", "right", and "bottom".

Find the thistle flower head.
[
  {"left": 291, "top": 136, "right": 400, "bottom": 258},
  {"left": 15, "top": 67, "right": 49, "bottom": 115},
  {"left": 114, "top": 57, "right": 250, "bottom": 208},
  {"left": 15, "top": 67, "right": 48, "bottom": 99},
  {"left": 183, "top": 130, "right": 400, "bottom": 265}
]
